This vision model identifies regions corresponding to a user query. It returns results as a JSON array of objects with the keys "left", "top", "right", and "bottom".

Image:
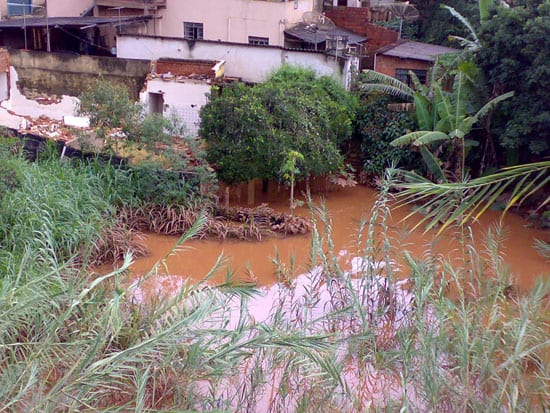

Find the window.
[
  {"left": 248, "top": 36, "right": 269, "bottom": 46},
  {"left": 8, "top": 0, "right": 31, "bottom": 16},
  {"left": 395, "top": 68, "right": 428, "bottom": 86},
  {"left": 184, "top": 22, "right": 203, "bottom": 40}
]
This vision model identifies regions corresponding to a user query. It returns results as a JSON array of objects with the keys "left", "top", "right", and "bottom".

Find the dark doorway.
[{"left": 149, "top": 92, "right": 164, "bottom": 115}]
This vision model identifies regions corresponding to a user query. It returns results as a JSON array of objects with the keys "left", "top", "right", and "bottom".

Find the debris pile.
[{"left": 216, "top": 203, "right": 311, "bottom": 236}]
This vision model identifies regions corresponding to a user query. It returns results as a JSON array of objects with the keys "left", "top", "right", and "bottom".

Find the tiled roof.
[
  {"left": 377, "top": 40, "right": 458, "bottom": 62},
  {"left": 284, "top": 23, "right": 367, "bottom": 45}
]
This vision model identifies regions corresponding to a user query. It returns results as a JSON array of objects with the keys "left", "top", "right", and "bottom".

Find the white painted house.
[
  {"left": 141, "top": 58, "right": 225, "bottom": 136},
  {"left": 117, "top": 34, "right": 359, "bottom": 87}
]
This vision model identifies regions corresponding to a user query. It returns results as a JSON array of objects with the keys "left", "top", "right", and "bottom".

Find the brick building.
[
  {"left": 324, "top": 6, "right": 398, "bottom": 69},
  {"left": 374, "top": 40, "right": 457, "bottom": 85}
]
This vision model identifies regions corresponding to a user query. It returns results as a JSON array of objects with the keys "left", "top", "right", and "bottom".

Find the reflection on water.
[
  {"left": 127, "top": 185, "right": 548, "bottom": 295},
  {"left": 117, "top": 185, "right": 548, "bottom": 410},
  {"left": 128, "top": 252, "right": 428, "bottom": 410}
]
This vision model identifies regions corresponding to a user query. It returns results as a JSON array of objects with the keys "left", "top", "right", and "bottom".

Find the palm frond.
[
  {"left": 360, "top": 69, "right": 414, "bottom": 99},
  {"left": 391, "top": 130, "right": 449, "bottom": 147},
  {"left": 393, "top": 161, "right": 550, "bottom": 234},
  {"left": 443, "top": 5, "right": 480, "bottom": 48},
  {"left": 469, "top": 91, "right": 515, "bottom": 126}
]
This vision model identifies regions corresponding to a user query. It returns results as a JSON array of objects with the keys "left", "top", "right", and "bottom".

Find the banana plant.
[{"left": 391, "top": 70, "right": 514, "bottom": 182}]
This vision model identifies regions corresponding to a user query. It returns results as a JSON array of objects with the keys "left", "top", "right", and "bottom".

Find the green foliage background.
[
  {"left": 476, "top": 0, "right": 549, "bottom": 162},
  {"left": 354, "top": 94, "right": 420, "bottom": 177}
]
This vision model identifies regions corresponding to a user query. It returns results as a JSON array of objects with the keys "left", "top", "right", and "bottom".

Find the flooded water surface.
[{"left": 129, "top": 185, "right": 549, "bottom": 294}]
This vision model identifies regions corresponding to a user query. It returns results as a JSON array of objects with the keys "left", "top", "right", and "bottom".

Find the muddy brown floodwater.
[{"left": 128, "top": 185, "right": 549, "bottom": 295}]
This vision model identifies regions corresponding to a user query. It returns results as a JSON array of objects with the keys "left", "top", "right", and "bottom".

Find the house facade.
[
  {"left": 3, "top": 0, "right": 317, "bottom": 48},
  {"left": 156, "top": 0, "right": 315, "bottom": 47},
  {"left": 374, "top": 40, "right": 457, "bottom": 85}
]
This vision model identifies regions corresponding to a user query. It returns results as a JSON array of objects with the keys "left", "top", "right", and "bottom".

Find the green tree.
[
  {"left": 77, "top": 78, "right": 142, "bottom": 149},
  {"left": 200, "top": 66, "right": 358, "bottom": 187},
  {"left": 412, "top": 0, "right": 480, "bottom": 46},
  {"left": 281, "top": 150, "right": 305, "bottom": 213},
  {"left": 391, "top": 69, "right": 513, "bottom": 182},
  {"left": 476, "top": 0, "right": 550, "bottom": 163}
]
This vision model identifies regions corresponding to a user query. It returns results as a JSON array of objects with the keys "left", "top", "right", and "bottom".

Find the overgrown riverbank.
[{"left": 1, "top": 144, "right": 548, "bottom": 411}]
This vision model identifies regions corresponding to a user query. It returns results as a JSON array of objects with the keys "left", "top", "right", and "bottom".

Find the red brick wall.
[
  {"left": 324, "top": 6, "right": 371, "bottom": 36},
  {"left": 364, "top": 24, "right": 398, "bottom": 59},
  {"left": 155, "top": 60, "right": 214, "bottom": 77},
  {"left": 374, "top": 55, "right": 431, "bottom": 77},
  {"left": 324, "top": 7, "right": 398, "bottom": 69}
]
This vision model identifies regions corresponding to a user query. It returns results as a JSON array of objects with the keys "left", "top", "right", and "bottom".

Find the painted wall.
[
  {"left": 141, "top": 78, "right": 211, "bottom": 136},
  {"left": 0, "top": 72, "right": 8, "bottom": 101},
  {"left": 117, "top": 35, "right": 348, "bottom": 85},
  {"left": 157, "top": 0, "right": 314, "bottom": 47},
  {"left": 45, "top": 0, "right": 92, "bottom": 17}
]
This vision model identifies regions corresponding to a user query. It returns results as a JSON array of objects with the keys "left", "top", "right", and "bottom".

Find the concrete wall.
[
  {"left": 46, "top": 0, "right": 92, "bottom": 17},
  {"left": 141, "top": 78, "right": 211, "bottom": 136},
  {"left": 117, "top": 35, "right": 347, "bottom": 84},
  {"left": 158, "top": 0, "right": 314, "bottom": 47},
  {"left": 1, "top": 66, "right": 80, "bottom": 120},
  {"left": 8, "top": 49, "right": 150, "bottom": 99},
  {"left": 374, "top": 54, "right": 431, "bottom": 78}
]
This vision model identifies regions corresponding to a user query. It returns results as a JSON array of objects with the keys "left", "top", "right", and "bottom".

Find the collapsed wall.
[{"left": 8, "top": 49, "right": 150, "bottom": 100}]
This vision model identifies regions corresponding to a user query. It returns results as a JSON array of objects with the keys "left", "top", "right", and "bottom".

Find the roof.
[
  {"left": 284, "top": 23, "right": 366, "bottom": 46},
  {"left": 0, "top": 15, "right": 152, "bottom": 29},
  {"left": 376, "top": 40, "right": 458, "bottom": 62}
]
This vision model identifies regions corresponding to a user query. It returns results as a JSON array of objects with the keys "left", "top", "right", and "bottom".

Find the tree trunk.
[
  {"left": 247, "top": 180, "right": 255, "bottom": 205},
  {"left": 289, "top": 180, "right": 295, "bottom": 214},
  {"left": 225, "top": 186, "right": 230, "bottom": 209}
]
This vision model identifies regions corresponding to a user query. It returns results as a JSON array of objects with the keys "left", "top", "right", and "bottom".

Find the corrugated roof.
[
  {"left": 377, "top": 40, "right": 458, "bottom": 62},
  {"left": 285, "top": 23, "right": 366, "bottom": 45},
  {"left": 0, "top": 15, "right": 152, "bottom": 29}
]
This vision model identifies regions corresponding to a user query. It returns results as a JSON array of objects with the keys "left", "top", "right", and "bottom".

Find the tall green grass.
[{"left": 0, "top": 145, "right": 548, "bottom": 411}]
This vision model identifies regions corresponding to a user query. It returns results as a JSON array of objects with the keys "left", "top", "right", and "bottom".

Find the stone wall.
[{"left": 8, "top": 50, "right": 151, "bottom": 99}]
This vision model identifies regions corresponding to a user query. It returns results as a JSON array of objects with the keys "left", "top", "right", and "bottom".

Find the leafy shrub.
[
  {"left": 78, "top": 79, "right": 217, "bottom": 207},
  {"left": 355, "top": 94, "right": 420, "bottom": 177}
]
